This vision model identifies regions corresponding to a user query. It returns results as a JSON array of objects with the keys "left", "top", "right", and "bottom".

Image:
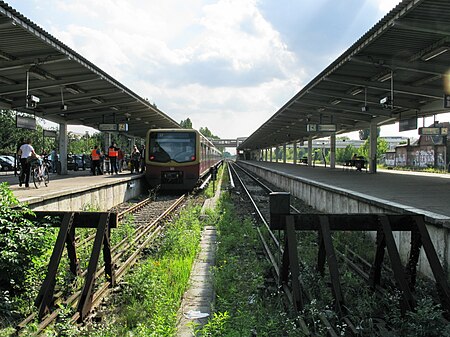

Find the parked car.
[
  {"left": 67, "top": 154, "right": 91, "bottom": 171},
  {"left": 1, "top": 155, "right": 16, "bottom": 165},
  {"left": 0, "top": 156, "right": 16, "bottom": 171}
]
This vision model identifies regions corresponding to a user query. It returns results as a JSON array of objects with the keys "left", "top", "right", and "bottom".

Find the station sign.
[
  {"left": 444, "top": 94, "right": 450, "bottom": 108},
  {"left": 43, "top": 129, "right": 57, "bottom": 138},
  {"left": 307, "top": 124, "right": 337, "bottom": 132},
  {"left": 118, "top": 123, "right": 129, "bottom": 132},
  {"left": 98, "top": 123, "right": 129, "bottom": 132},
  {"left": 98, "top": 123, "right": 118, "bottom": 131},
  {"left": 16, "top": 114, "right": 36, "bottom": 130},
  {"left": 399, "top": 117, "right": 417, "bottom": 132},
  {"left": 418, "top": 127, "right": 448, "bottom": 136},
  {"left": 317, "top": 124, "right": 337, "bottom": 132}
]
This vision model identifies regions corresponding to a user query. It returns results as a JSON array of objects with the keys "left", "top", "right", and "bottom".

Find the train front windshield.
[{"left": 149, "top": 132, "right": 196, "bottom": 163}]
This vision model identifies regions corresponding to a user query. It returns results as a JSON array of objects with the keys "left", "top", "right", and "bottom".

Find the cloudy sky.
[{"left": 7, "top": 0, "right": 446, "bottom": 139}]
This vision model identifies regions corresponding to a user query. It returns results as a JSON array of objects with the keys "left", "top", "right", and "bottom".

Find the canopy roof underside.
[
  {"left": 240, "top": 0, "right": 450, "bottom": 150},
  {"left": 0, "top": 1, "right": 180, "bottom": 138}
]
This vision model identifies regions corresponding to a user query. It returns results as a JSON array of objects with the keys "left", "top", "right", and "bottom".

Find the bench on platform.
[
  {"left": 299, "top": 156, "right": 308, "bottom": 165},
  {"left": 343, "top": 159, "right": 367, "bottom": 172}
]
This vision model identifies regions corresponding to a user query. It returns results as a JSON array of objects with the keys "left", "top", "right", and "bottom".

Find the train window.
[{"left": 149, "top": 132, "right": 196, "bottom": 163}]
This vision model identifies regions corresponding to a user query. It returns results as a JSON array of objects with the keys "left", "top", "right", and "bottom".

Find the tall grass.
[
  {"left": 83, "top": 203, "right": 203, "bottom": 337},
  {"left": 195, "top": 194, "right": 302, "bottom": 336}
]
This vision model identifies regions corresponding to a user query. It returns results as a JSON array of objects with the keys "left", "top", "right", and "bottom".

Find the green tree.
[
  {"left": 199, "top": 126, "right": 220, "bottom": 140},
  {"left": 336, "top": 144, "right": 358, "bottom": 162},
  {"left": 180, "top": 118, "right": 193, "bottom": 129},
  {"left": 358, "top": 137, "right": 389, "bottom": 162},
  {"left": 0, "top": 110, "right": 57, "bottom": 155}
]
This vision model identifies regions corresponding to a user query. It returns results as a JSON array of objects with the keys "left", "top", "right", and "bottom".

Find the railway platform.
[
  {"left": 239, "top": 160, "right": 450, "bottom": 222},
  {"left": 0, "top": 170, "right": 146, "bottom": 211},
  {"left": 237, "top": 160, "right": 450, "bottom": 279}
]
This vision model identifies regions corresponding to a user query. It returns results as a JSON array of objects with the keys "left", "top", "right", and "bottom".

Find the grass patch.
[
  {"left": 195, "top": 194, "right": 302, "bottom": 336},
  {"left": 81, "top": 202, "right": 204, "bottom": 337}
]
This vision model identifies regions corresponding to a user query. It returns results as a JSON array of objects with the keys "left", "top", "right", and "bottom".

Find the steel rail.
[
  {"left": 234, "top": 162, "right": 301, "bottom": 214},
  {"left": 228, "top": 163, "right": 321, "bottom": 336},
  {"left": 229, "top": 162, "right": 339, "bottom": 337},
  {"left": 230, "top": 163, "right": 448, "bottom": 336},
  {"left": 229, "top": 162, "right": 280, "bottom": 248},
  {"left": 18, "top": 197, "right": 156, "bottom": 331},
  {"left": 18, "top": 195, "right": 185, "bottom": 336}
]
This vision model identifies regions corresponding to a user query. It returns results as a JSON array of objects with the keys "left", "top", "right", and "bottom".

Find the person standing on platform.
[
  {"left": 16, "top": 138, "right": 24, "bottom": 180},
  {"left": 17, "top": 138, "right": 37, "bottom": 188},
  {"left": 50, "top": 148, "right": 57, "bottom": 173},
  {"left": 131, "top": 145, "right": 140, "bottom": 174},
  {"left": 108, "top": 142, "right": 119, "bottom": 175},
  {"left": 139, "top": 144, "right": 146, "bottom": 173},
  {"left": 117, "top": 147, "right": 124, "bottom": 172},
  {"left": 91, "top": 145, "right": 102, "bottom": 175},
  {"left": 103, "top": 148, "right": 110, "bottom": 174}
]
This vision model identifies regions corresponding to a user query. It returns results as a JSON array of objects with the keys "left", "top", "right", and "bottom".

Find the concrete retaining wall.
[
  {"left": 26, "top": 176, "right": 147, "bottom": 211},
  {"left": 238, "top": 161, "right": 449, "bottom": 280}
]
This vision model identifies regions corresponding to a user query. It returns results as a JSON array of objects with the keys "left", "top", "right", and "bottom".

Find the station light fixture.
[
  {"left": 421, "top": 46, "right": 449, "bottom": 61},
  {"left": 329, "top": 98, "right": 341, "bottom": 105},
  {"left": 347, "top": 87, "right": 364, "bottom": 96},
  {"left": 410, "top": 74, "right": 441, "bottom": 87},
  {"left": 377, "top": 72, "right": 392, "bottom": 82},
  {"left": 91, "top": 97, "right": 104, "bottom": 104},
  {"left": 28, "top": 67, "right": 57, "bottom": 81},
  {"left": 65, "top": 85, "right": 84, "bottom": 94},
  {"left": 0, "top": 50, "right": 15, "bottom": 61}
]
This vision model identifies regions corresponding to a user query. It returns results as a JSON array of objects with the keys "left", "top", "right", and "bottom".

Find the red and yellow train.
[{"left": 145, "top": 129, "right": 222, "bottom": 190}]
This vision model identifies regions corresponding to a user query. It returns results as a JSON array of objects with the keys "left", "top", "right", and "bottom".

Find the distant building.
[{"left": 385, "top": 122, "right": 449, "bottom": 169}]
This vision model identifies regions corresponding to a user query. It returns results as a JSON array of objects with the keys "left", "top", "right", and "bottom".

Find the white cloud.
[
  {"left": 12, "top": 0, "right": 421, "bottom": 140},
  {"left": 43, "top": 0, "right": 304, "bottom": 139},
  {"left": 370, "top": 0, "right": 402, "bottom": 13}
]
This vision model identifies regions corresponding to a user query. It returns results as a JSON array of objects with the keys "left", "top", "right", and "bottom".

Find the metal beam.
[{"left": 1, "top": 74, "right": 100, "bottom": 95}]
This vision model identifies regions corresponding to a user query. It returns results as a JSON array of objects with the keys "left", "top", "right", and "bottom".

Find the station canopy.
[
  {"left": 239, "top": 0, "right": 450, "bottom": 150},
  {"left": 0, "top": 1, "right": 180, "bottom": 138}
]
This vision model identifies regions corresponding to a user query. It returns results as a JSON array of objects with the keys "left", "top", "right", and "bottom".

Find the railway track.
[
  {"left": 227, "top": 161, "right": 445, "bottom": 337},
  {"left": 17, "top": 194, "right": 186, "bottom": 336}
]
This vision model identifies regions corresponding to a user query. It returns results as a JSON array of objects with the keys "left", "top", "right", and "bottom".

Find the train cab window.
[{"left": 149, "top": 132, "right": 196, "bottom": 163}]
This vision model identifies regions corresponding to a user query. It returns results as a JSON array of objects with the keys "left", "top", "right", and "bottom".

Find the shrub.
[{"left": 0, "top": 183, "right": 55, "bottom": 318}]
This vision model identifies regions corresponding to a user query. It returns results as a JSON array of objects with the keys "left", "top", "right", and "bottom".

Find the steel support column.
[
  {"left": 330, "top": 133, "right": 336, "bottom": 169},
  {"left": 307, "top": 137, "right": 313, "bottom": 167},
  {"left": 58, "top": 122, "right": 68, "bottom": 175},
  {"left": 369, "top": 121, "right": 377, "bottom": 173},
  {"left": 293, "top": 142, "right": 297, "bottom": 164}
]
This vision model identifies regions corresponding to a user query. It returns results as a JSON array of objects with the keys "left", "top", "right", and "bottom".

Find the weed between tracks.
[
  {"left": 79, "top": 202, "right": 204, "bottom": 337},
  {"left": 195, "top": 193, "right": 301, "bottom": 337}
]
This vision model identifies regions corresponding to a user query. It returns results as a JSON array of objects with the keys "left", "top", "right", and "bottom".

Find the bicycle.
[{"left": 30, "top": 155, "right": 50, "bottom": 188}]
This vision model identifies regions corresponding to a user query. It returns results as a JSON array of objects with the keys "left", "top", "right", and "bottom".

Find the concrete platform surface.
[
  {"left": 0, "top": 170, "right": 143, "bottom": 205},
  {"left": 242, "top": 161, "right": 450, "bottom": 219}
]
